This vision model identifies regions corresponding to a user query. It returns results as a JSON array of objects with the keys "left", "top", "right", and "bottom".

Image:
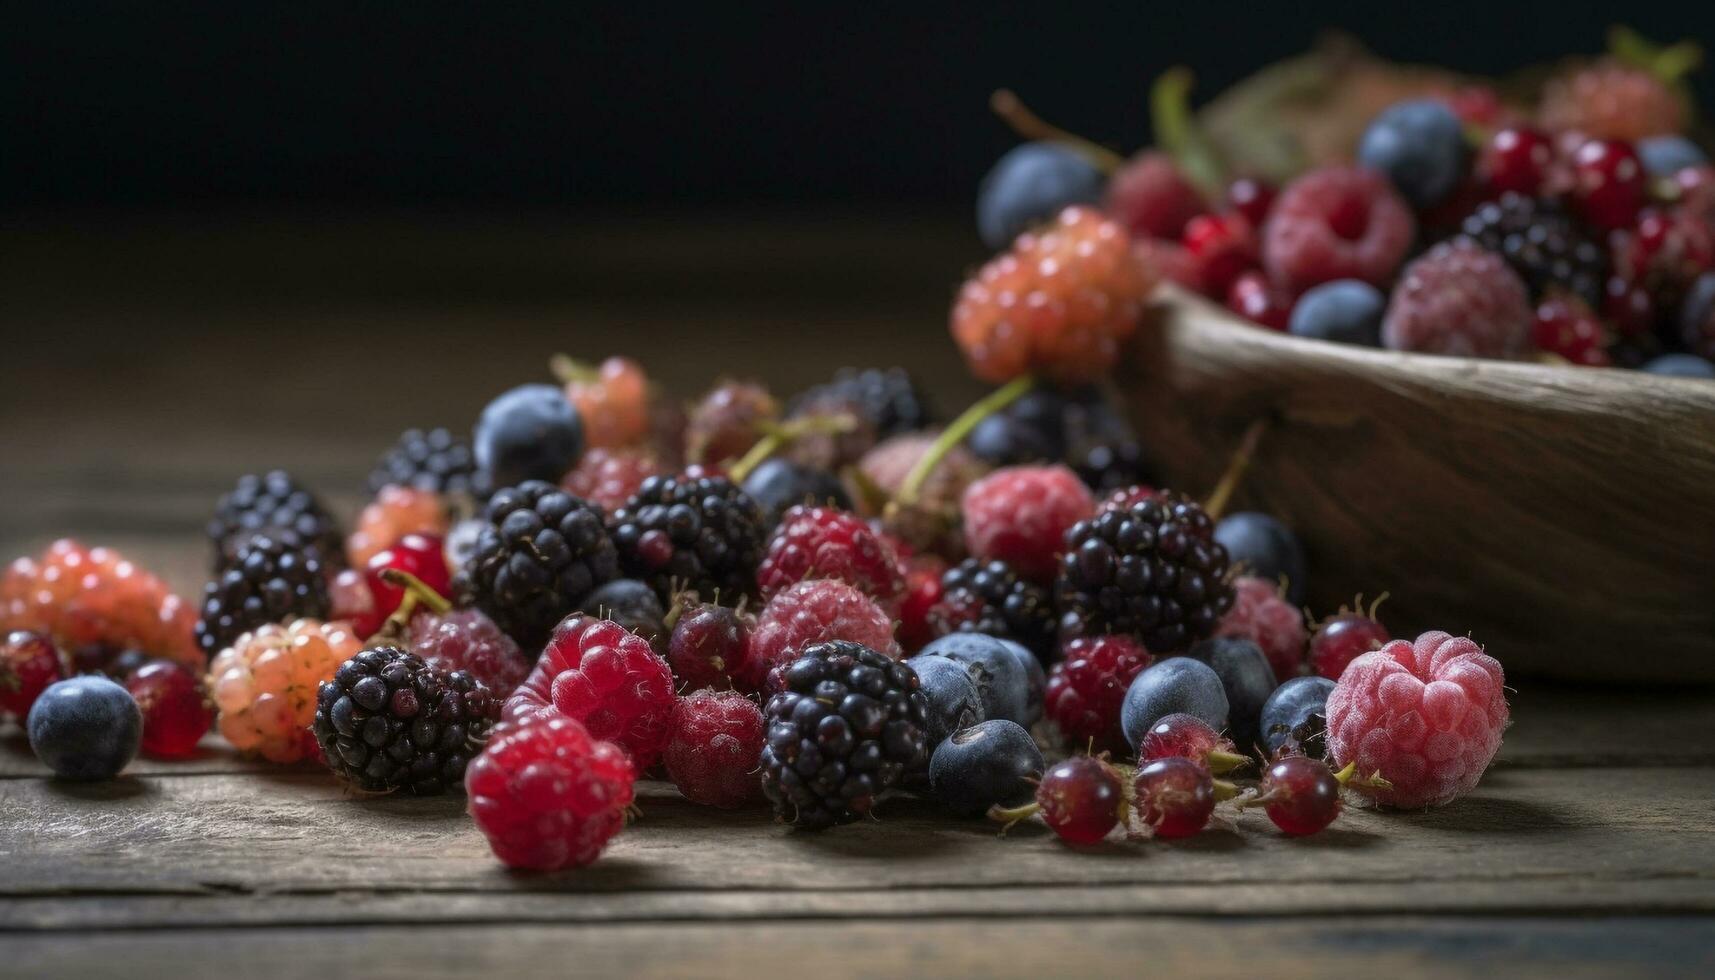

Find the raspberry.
[
  {"left": 206, "top": 619, "right": 363, "bottom": 763},
  {"left": 786, "top": 367, "right": 932, "bottom": 443},
  {"left": 406, "top": 606, "right": 531, "bottom": 696},
  {"left": 756, "top": 505, "right": 905, "bottom": 615},
  {"left": 897, "top": 553, "right": 947, "bottom": 651},
  {"left": 1532, "top": 295, "right": 1613, "bottom": 367},
  {"left": 1539, "top": 59, "right": 1685, "bottom": 143},
  {"left": 194, "top": 534, "right": 332, "bottom": 659},
  {"left": 663, "top": 689, "right": 764, "bottom": 808},
  {"left": 1460, "top": 194, "right": 1609, "bottom": 306},
  {"left": 505, "top": 616, "right": 677, "bottom": 769},
  {"left": 925, "top": 558, "right": 1054, "bottom": 658},
  {"left": 859, "top": 432, "right": 987, "bottom": 559},
  {"left": 125, "top": 660, "right": 213, "bottom": 759},
  {"left": 961, "top": 465, "right": 1094, "bottom": 583},
  {"left": 1, "top": 540, "right": 201, "bottom": 671},
  {"left": 608, "top": 474, "right": 767, "bottom": 606},
  {"left": 1133, "top": 237, "right": 1204, "bottom": 294},
  {"left": 346, "top": 485, "right": 450, "bottom": 568},
  {"left": 560, "top": 447, "right": 667, "bottom": 514},
  {"left": 1104, "top": 151, "right": 1206, "bottom": 240},
  {"left": 1326, "top": 630, "right": 1509, "bottom": 809},
  {"left": 742, "top": 579, "right": 898, "bottom": 693},
  {"left": 666, "top": 598, "right": 753, "bottom": 691},
  {"left": 1, "top": 631, "right": 66, "bottom": 719},
  {"left": 1616, "top": 207, "right": 1715, "bottom": 310},
  {"left": 1262, "top": 166, "right": 1415, "bottom": 293},
  {"left": 207, "top": 471, "right": 343, "bottom": 571},
  {"left": 466, "top": 714, "right": 635, "bottom": 870},
  {"left": 686, "top": 380, "right": 779, "bottom": 466},
  {"left": 368, "top": 427, "right": 489, "bottom": 499},
  {"left": 1043, "top": 634, "right": 1152, "bottom": 753},
  {"left": 951, "top": 206, "right": 1151, "bottom": 384},
  {"left": 559, "top": 355, "right": 652, "bottom": 450},
  {"left": 1383, "top": 239, "right": 1532, "bottom": 358},
  {"left": 1216, "top": 576, "right": 1307, "bottom": 680},
  {"left": 1182, "top": 212, "right": 1258, "bottom": 297}
]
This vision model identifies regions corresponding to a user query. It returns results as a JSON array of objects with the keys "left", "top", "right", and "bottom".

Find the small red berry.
[
  {"left": 0, "top": 630, "right": 66, "bottom": 718},
  {"left": 1225, "top": 177, "right": 1277, "bottom": 228},
  {"left": 1044, "top": 635, "right": 1152, "bottom": 753},
  {"left": 756, "top": 506, "right": 906, "bottom": 615},
  {"left": 1479, "top": 127, "right": 1553, "bottom": 196},
  {"left": 1309, "top": 609, "right": 1391, "bottom": 681},
  {"left": 329, "top": 568, "right": 383, "bottom": 639},
  {"left": 1136, "top": 712, "right": 1240, "bottom": 774},
  {"left": 663, "top": 690, "right": 764, "bottom": 808},
  {"left": 364, "top": 533, "right": 451, "bottom": 625},
  {"left": 561, "top": 447, "right": 667, "bottom": 513},
  {"left": 1035, "top": 756, "right": 1125, "bottom": 846},
  {"left": 961, "top": 465, "right": 1095, "bottom": 583},
  {"left": 667, "top": 599, "right": 753, "bottom": 691},
  {"left": 1182, "top": 212, "right": 1258, "bottom": 297},
  {"left": 1253, "top": 755, "right": 1342, "bottom": 836},
  {"left": 505, "top": 616, "right": 678, "bottom": 769},
  {"left": 897, "top": 554, "right": 947, "bottom": 652},
  {"left": 1532, "top": 295, "right": 1612, "bottom": 367},
  {"left": 1105, "top": 151, "right": 1206, "bottom": 240},
  {"left": 1225, "top": 271, "right": 1293, "bottom": 331},
  {"left": 1132, "top": 756, "right": 1216, "bottom": 839},
  {"left": 466, "top": 713, "right": 635, "bottom": 870},
  {"left": 125, "top": 660, "right": 213, "bottom": 758},
  {"left": 742, "top": 579, "right": 899, "bottom": 693},
  {"left": 1571, "top": 139, "right": 1646, "bottom": 232}
]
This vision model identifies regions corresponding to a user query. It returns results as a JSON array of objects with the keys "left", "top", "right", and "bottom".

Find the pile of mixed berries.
[{"left": 977, "top": 32, "right": 1715, "bottom": 376}]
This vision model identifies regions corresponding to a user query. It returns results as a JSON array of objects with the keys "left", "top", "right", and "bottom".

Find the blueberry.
[
  {"left": 578, "top": 579, "right": 667, "bottom": 653},
  {"left": 928, "top": 719, "right": 1044, "bottom": 818},
  {"left": 1213, "top": 512, "right": 1309, "bottom": 604},
  {"left": 27, "top": 676, "right": 142, "bottom": 781},
  {"left": 473, "top": 384, "right": 583, "bottom": 489},
  {"left": 995, "top": 637, "right": 1044, "bottom": 727},
  {"left": 1259, "top": 675, "right": 1337, "bottom": 759},
  {"left": 915, "top": 633, "right": 1033, "bottom": 726},
  {"left": 1357, "top": 99, "right": 1470, "bottom": 209},
  {"left": 1120, "top": 657, "right": 1229, "bottom": 753},
  {"left": 740, "top": 457, "right": 852, "bottom": 528},
  {"left": 1637, "top": 135, "right": 1708, "bottom": 178},
  {"left": 1642, "top": 353, "right": 1715, "bottom": 379},
  {"left": 1289, "top": 280, "right": 1385, "bottom": 347},
  {"left": 911, "top": 654, "right": 986, "bottom": 750},
  {"left": 1679, "top": 273, "right": 1715, "bottom": 350},
  {"left": 967, "top": 388, "right": 1071, "bottom": 466},
  {"left": 1186, "top": 637, "right": 1278, "bottom": 748},
  {"left": 977, "top": 142, "right": 1106, "bottom": 250}
]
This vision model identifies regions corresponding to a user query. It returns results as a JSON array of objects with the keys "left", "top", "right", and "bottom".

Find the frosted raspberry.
[
  {"left": 1326, "top": 630, "right": 1508, "bottom": 809},
  {"left": 742, "top": 579, "right": 898, "bottom": 692},
  {"left": 1105, "top": 151, "right": 1206, "bottom": 240},
  {"left": 562, "top": 355, "right": 652, "bottom": 450},
  {"left": 505, "top": 616, "right": 677, "bottom": 770},
  {"left": 952, "top": 206, "right": 1152, "bottom": 384},
  {"left": 1384, "top": 239, "right": 1532, "bottom": 358},
  {"left": 961, "top": 465, "right": 1095, "bottom": 582},
  {"left": 1539, "top": 59, "right": 1685, "bottom": 143},
  {"left": 560, "top": 447, "right": 667, "bottom": 513},
  {"left": 1262, "top": 166, "right": 1415, "bottom": 293},
  {"left": 1044, "top": 634, "right": 1153, "bottom": 754},
  {"left": 206, "top": 619, "right": 363, "bottom": 763},
  {"left": 663, "top": 689, "right": 764, "bottom": 808},
  {"left": 1, "top": 539, "right": 200, "bottom": 671},
  {"left": 406, "top": 606, "right": 531, "bottom": 696},
  {"left": 897, "top": 553, "right": 947, "bottom": 652},
  {"left": 666, "top": 599, "right": 753, "bottom": 691},
  {"left": 1217, "top": 577, "right": 1307, "bottom": 679},
  {"left": 756, "top": 506, "right": 905, "bottom": 615},
  {"left": 346, "top": 485, "right": 449, "bottom": 568},
  {"left": 466, "top": 713, "right": 634, "bottom": 870},
  {"left": 685, "top": 380, "right": 779, "bottom": 465}
]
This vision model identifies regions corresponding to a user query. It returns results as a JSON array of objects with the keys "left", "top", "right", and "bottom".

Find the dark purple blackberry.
[
  {"left": 456, "top": 481, "right": 619, "bottom": 653},
  {"left": 1055, "top": 493, "right": 1235, "bottom": 654},
  {"left": 1069, "top": 438, "right": 1155, "bottom": 494},
  {"left": 787, "top": 367, "right": 932, "bottom": 440},
  {"left": 207, "top": 471, "right": 343, "bottom": 570},
  {"left": 607, "top": 474, "right": 765, "bottom": 605},
  {"left": 369, "top": 427, "right": 490, "bottom": 499},
  {"left": 760, "top": 641, "right": 930, "bottom": 829},
  {"left": 194, "top": 533, "right": 331, "bottom": 657},
  {"left": 926, "top": 559, "right": 1055, "bottom": 659},
  {"left": 312, "top": 645, "right": 499, "bottom": 794},
  {"left": 1460, "top": 193, "right": 1608, "bottom": 307}
]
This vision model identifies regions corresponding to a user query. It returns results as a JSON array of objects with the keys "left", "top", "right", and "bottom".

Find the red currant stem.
[
  {"left": 548, "top": 353, "right": 600, "bottom": 385},
  {"left": 988, "top": 90, "right": 1125, "bottom": 174},
  {"left": 1234, "top": 788, "right": 1276, "bottom": 810},
  {"left": 844, "top": 463, "right": 891, "bottom": 516},
  {"left": 898, "top": 375, "right": 1035, "bottom": 506},
  {"left": 727, "top": 412, "right": 860, "bottom": 484},
  {"left": 1149, "top": 67, "right": 1225, "bottom": 198},
  {"left": 1206, "top": 749, "right": 1249, "bottom": 775},
  {"left": 1202, "top": 416, "right": 1269, "bottom": 520},
  {"left": 987, "top": 801, "right": 1041, "bottom": 832},
  {"left": 1366, "top": 591, "right": 1391, "bottom": 621},
  {"left": 1211, "top": 778, "right": 1241, "bottom": 802},
  {"left": 1333, "top": 760, "right": 1393, "bottom": 791}
]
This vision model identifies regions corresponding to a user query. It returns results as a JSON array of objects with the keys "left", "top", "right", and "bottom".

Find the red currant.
[
  {"left": 1225, "top": 177, "right": 1277, "bottom": 227},
  {"left": 1571, "top": 139, "right": 1645, "bottom": 232},
  {"left": 1252, "top": 755, "right": 1342, "bottom": 836},
  {"left": 1132, "top": 757, "right": 1216, "bottom": 839},
  {"left": 1532, "top": 296, "right": 1612, "bottom": 367},
  {"left": 1035, "top": 757, "right": 1125, "bottom": 846},
  {"left": 1479, "top": 127, "right": 1552, "bottom": 196},
  {"left": 1182, "top": 212, "right": 1258, "bottom": 298},
  {"left": 1309, "top": 609, "right": 1390, "bottom": 681},
  {"left": 0, "top": 630, "right": 65, "bottom": 718},
  {"left": 1225, "top": 271, "right": 1293, "bottom": 331},
  {"left": 126, "top": 660, "right": 213, "bottom": 758},
  {"left": 330, "top": 568, "right": 383, "bottom": 639},
  {"left": 1136, "top": 712, "right": 1244, "bottom": 775},
  {"left": 364, "top": 534, "right": 451, "bottom": 625}
]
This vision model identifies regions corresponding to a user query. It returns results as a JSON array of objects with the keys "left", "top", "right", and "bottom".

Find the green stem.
[
  {"left": 548, "top": 353, "right": 599, "bottom": 385},
  {"left": 1150, "top": 67, "right": 1226, "bottom": 198},
  {"left": 727, "top": 412, "right": 859, "bottom": 484},
  {"left": 898, "top": 376, "right": 1034, "bottom": 506},
  {"left": 374, "top": 567, "right": 451, "bottom": 641}
]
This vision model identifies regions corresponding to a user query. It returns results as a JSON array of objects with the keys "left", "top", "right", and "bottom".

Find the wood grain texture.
[{"left": 1122, "top": 287, "right": 1715, "bottom": 683}]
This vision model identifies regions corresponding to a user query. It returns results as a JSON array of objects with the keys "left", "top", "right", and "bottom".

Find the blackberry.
[
  {"left": 193, "top": 534, "right": 331, "bottom": 658},
  {"left": 1055, "top": 493, "right": 1234, "bottom": 654},
  {"left": 368, "top": 427, "right": 490, "bottom": 499},
  {"left": 787, "top": 367, "right": 932, "bottom": 441},
  {"left": 1069, "top": 438, "right": 1154, "bottom": 494},
  {"left": 312, "top": 645, "right": 499, "bottom": 794},
  {"left": 1460, "top": 193, "right": 1608, "bottom": 307},
  {"left": 607, "top": 474, "right": 765, "bottom": 605},
  {"left": 928, "top": 559, "right": 1055, "bottom": 659},
  {"left": 457, "top": 481, "right": 619, "bottom": 653},
  {"left": 760, "top": 641, "right": 930, "bottom": 829},
  {"left": 207, "top": 471, "right": 342, "bottom": 570}
]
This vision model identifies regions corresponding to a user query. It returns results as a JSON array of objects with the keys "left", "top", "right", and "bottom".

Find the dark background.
[{"left": 7, "top": 3, "right": 1715, "bottom": 213}]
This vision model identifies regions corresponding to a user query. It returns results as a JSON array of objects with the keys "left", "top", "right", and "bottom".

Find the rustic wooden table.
[{"left": 3, "top": 217, "right": 1713, "bottom": 978}]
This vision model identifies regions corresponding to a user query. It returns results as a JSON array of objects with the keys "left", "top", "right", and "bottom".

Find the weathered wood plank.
[{"left": 10, "top": 916, "right": 1713, "bottom": 980}]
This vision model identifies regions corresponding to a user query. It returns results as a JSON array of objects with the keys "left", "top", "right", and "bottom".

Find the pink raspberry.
[
  {"left": 408, "top": 606, "right": 531, "bottom": 696},
  {"left": 560, "top": 447, "right": 666, "bottom": 513},
  {"left": 1326, "top": 630, "right": 1508, "bottom": 809},
  {"left": 466, "top": 714, "right": 635, "bottom": 870},
  {"left": 505, "top": 616, "right": 678, "bottom": 769},
  {"left": 1263, "top": 166, "right": 1415, "bottom": 293},
  {"left": 1105, "top": 151, "right": 1206, "bottom": 240},
  {"left": 1217, "top": 577, "right": 1307, "bottom": 679},
  {"left": 663, "top": 690, "right": 765, "bottom": 808},
  {"left": 756, "top": 505, "right": 906, "bottom": 615},
  {"left": 1044, "top": 634, "right": 1153, "bottom": 754},
  {"left": 666, "top": 599, "right": 753, "bottom": 691},
  {"left": 1383, "top": 239, "right": 1532, "bottom": 358},
  {"left": 742, "top": 579, "right": 898, "bottom": 692},
  {"left": 961, "top": 465, "right": 1095, "bottom": 583}
]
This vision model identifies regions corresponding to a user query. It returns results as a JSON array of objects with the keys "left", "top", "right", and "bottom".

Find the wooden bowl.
[{"left": 1120, "top": 286, "right": 1715, "bottom": 684}]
